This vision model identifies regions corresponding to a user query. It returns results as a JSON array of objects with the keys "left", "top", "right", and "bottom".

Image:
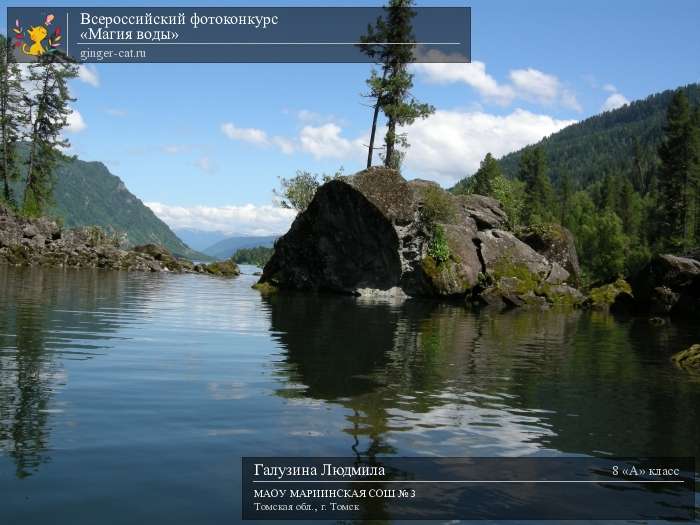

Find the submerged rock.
[
  {"left": 258, "top": 168, "right": 581, "bottom": 307},
  {"left": 671, "top": 344, "right": 700, "bottom": 371},
  {"left": 198, "top": 258, "right": 240, "bottom": 277}
]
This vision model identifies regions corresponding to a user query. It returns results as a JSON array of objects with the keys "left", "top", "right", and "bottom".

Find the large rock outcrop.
[{"left": 258, "top": 168, "right": 580, "bottom": 306}]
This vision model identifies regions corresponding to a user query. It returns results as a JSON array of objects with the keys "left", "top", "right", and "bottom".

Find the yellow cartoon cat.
[{"left": 23, "top": 26, "right": 47, "bottom": 56}]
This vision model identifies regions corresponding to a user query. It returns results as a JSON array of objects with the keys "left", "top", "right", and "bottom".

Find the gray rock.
[
  {"left": 477, "top": 229, "right": 551, "bottom": 278},
  {"left": 458, "top": 194, "right": 508, "bottom": 230},
  {"left": 258, "top": 168, "right": 582, "bottom": 306},
  {"left": 0, "top": 203, "right": 203, "bottom": 275},
  {"left": 547, "top": 284, "right": 585, "bottom": 304},
  {"left": 545, "top": 262, "right": 570, "bottom": 285},
  {"left": 516, "top": 224, "right": 581, "bottom": 284},
  {"left": 22, "top": 224, "right": 39, "bottom": 238}
]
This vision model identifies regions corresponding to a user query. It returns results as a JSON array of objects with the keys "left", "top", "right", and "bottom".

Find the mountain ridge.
[
  {"left": 203, "top": 235, "right": 277, "bottom": 260},
  {"left": 454, "top": 82, "right": 700, "bottom": 189},
  {"left": 10, "top": 151, "right": 208, "bottom": 260}
]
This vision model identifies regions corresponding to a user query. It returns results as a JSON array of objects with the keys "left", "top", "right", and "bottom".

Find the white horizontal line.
[
  {"left": 252, "top": 480, "right": 685, "bottom": 484},
  {"left": 74, "top": 41, "right": 461, "bottom": 45}
]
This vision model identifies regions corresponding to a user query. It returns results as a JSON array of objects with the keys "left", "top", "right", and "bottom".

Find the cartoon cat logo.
[
  {"left": 13, "top": 14, "right": 62, "bottom": 58},
  {"left": 25, "top": 25, "right": 48, "bottom": 56}
]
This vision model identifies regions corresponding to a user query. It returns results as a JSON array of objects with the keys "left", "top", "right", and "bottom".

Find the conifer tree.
[
  {"left": 558, "top": 171, "right": 574, "bottom": 225},
  {"left": 0, "top": 35, "right": 27, "bottom": 206},
  {"left": 518, "top": 146, "right": 555, "bottom": 224},
  {"left": 360, "top": 0, "right": 434, "bottom": 169},
  {"left": 472, "top": 153, "right": 501, "bottom": 196},
  {"left": 657, "top": 89, "right": 699, "bottom": 251},
  {"left": 23, "top": 54, "right": 78, "bottom": 216},
  {"left": 691, "top": 106, "right": 700, "bottom": 248}
]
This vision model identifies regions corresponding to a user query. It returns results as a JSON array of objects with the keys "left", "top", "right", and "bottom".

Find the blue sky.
[{"left": 3, "top": 0, "right": 700, "bottom": 235}]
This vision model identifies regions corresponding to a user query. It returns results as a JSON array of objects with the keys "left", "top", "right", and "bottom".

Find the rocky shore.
[
  {"left": 257, "top": 167, "right": 582, "bottom": 308},
  {"left": 0, "top": 205, "right": 239, "bottom": 276}
]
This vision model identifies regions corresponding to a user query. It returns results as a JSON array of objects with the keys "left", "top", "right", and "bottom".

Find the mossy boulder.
[
  {"left": 200, "top": 258, "right": 240, "bottom": 277},
  {"left": 252, "top": 281, "right": 278, "bottom": 294},
  {"left": 478, "top": 258, "right": 583, "bottom": 310},
  {"left": 671, "top": 344, "right": 700, "bottom": 371},
  {"left": 586, "top": 279, "right": 633, "bottom": 309},
  {"left": 133, "top": 243, "right": 182, "bottom": 272},
  {"left": 257, "top": 168, "right": 581, "bottom": 304}
]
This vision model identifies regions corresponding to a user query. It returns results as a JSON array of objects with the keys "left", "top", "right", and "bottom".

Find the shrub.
[
  {"left": 273, "top": 168, "right": 344, "bottom": 212},
  {"left": 427, "top": 224, "right": 451, "bottom": 264},
  {"left": 421, "top": 185, "right": 456, "bottom": 224}
]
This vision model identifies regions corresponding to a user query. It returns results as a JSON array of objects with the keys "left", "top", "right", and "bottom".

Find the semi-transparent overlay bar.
[
  {"left": 8, "top": 7, "right": 471, "bottom": 63},
  {"left": 242, "top": 456, "right": 697, "bottom": 521}
]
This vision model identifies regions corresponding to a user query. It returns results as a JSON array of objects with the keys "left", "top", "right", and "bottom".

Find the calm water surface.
[{"left": 1, "top": 265, "right": 699, "bottom": 524}]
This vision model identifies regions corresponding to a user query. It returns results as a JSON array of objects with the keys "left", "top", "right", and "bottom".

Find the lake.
[{"left": 1, "top": 265, "right": 698, "bottom": 523}]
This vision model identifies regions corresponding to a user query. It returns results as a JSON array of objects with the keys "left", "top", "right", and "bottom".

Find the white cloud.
[
  {"left": 218, "top": 100, "right": 575, "bottom": 185},
  {"left": 195, "top": 156, "right": 217, "bottom": 174},
  {"left": 413, "top": 60, "right": 581, "bottom": 112},
  {"left": 299, "top": 123, "right": 364, "bottom": 159},
  {"left": 602, "top": 83, "right": 617, "bottom": 93},
  {"left": 221, "top": 122, "right": 298, "bottom": 154},
  {"left": 412, "top": 60, "right": 515, "bottom": 105},
  {"left": 400, "top": 109, "right": 576, "bottom": 184},
  {"left": 146, "top": 202, "right": 296, "bottom": 236},
  {"left": 509, "top": 68, "right": 581, "bottom": 111},
  {"left": 66, "top": 109, "right": 87, "bottom": 133},
  {"left": 601, "top": 92, "right": 629, "bottom": 112},
  {"left": 77, "top": 65, "right": 100, "bottom": 87},
  {"left": 221, "top": 122, "right": 269, "bottom": 145}
]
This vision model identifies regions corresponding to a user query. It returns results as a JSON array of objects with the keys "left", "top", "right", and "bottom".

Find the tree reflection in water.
[
  {"left": 265, "top": 291, "right": 700, "bottom": 463},
  {"left": 0, "top": 267, "right": 160, "bottom": 478}
]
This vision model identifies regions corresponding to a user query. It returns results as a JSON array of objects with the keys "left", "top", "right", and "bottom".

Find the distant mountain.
[
  {"left": 203, "top": 235, "right": 277, "bottom": 260},
  {"left": 453, "top": 83, "right": 700, "bottom": 190},
  {"left": 11, "top": 152, "right": 207, "bottom": 260},
  {"left": 174, "top": 228, "right": 230, "bottom": 252}
]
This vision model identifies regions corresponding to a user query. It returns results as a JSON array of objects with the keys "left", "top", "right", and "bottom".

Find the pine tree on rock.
[{"left": 360, "top": 0, "right": 434, "bottom": 170}]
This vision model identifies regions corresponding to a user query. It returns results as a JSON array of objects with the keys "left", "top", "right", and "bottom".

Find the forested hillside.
[
  {"left": 50, "top": 158, "right": 205, "bottom": 259},
  {"left": 497, "top": 83, "right": 700, "bottom": 187},
  {"left": 453, "top": 83, "right": 700, "bottom": 284},
  {"left": 9, "top": 153, "right": 205, "bottom": 260}
]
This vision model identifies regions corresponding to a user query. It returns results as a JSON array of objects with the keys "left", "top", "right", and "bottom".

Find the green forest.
[
  {"left": 231, "top": 246, "right": 274, "bottom": 268},
  {"left": 452, "top": 84, "right": 700, "bottom": 285}
]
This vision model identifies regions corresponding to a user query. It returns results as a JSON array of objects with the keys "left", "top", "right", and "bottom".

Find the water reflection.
[
  {"left": 265, "top": 292, "right": 700, "bottom": 462},
  {"left": 0, "top": 267, "right": 161, "bottom": 478},
  {"left": 0, "top": 266, "right": 698, "bottom": 522}
]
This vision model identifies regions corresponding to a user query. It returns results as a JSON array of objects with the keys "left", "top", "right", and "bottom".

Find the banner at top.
[{"left": 7, "top": 7, "right": 471, "bottom": 63}]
